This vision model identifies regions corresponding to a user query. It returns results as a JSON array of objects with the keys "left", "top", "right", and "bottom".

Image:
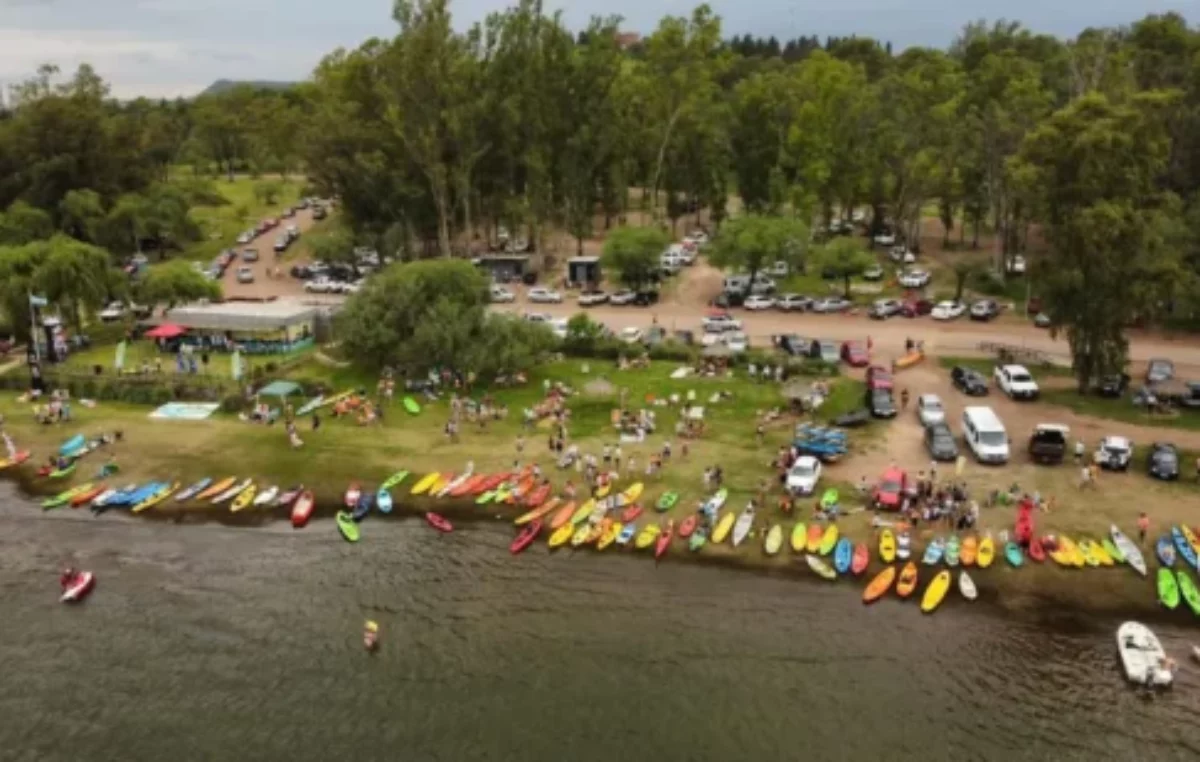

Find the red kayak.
[
  {"left": 477, "top": 473, "right": 509, "bottom": 494},
  {"left": 851, "top": 543, "right": 870, "bottom": 575},
  {"left": 655, "top": 520, "right": 674, "bottom": 560},
  {"left": 425, "top": 512, "right": 453, "bottom": 533},
  {"left": 291, "top": 491, "right": 315, "bottom": 528},
  {"left": 1028, "top": 537, "right": 1046, "bottom": 563},
  {"left": 451, "top": 474, "right": 486, "bottom": 498},
  {"left": 510, "top": 519, "right": 543, "bottom": 554},
  {"left": 678, "top": 514, "right": 698, "bottom": 538},
  {"left": 344, "top": 482, "right": 361, "bottom": 508},
  {"left": 60, "top": 570, "right": 95, "bottom": 603},
  {"left": 69, "top": 484, "right": 107, "bottom": 508},
  {"left": 523, "top": 484, "right": 551, "bottom": 508},
  {"left": 621, "top": 504, "right": 643, "bottom": 523}
]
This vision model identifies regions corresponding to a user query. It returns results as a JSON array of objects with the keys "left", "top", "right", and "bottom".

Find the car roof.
[
  {"left": 1103, "top": 435, "right": 1131, "bottom": 447},
  {"left": 792, "top": 456, "right": 819, "bottom": 468},
  {"left": 999, "top": 364, "right": 1031, "bottom": 373},
  {"left": 918, "top": 394, "right": 942, "bottom": 404},
  {"left": 881, "top": 466, "right": 905, "bottom": 479}
]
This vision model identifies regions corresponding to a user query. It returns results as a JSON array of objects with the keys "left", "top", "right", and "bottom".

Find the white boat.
[
  {"left": 254, "top": 486, "right": 280, "bottom": 506},
  {"left": 896, "top": 532, "right": 911, "bottom": 561},
  {"left": 1110, "top": 525, "right": 1147, "bottom": 576},
  {"left": 1116, "top": 622, "right": 1173, "bottom": 688},
  {"left": 959, "top": 571, "right": 977, "bottom": 601},
  {"left": 732, "top": 505, "right": 755, "bottom": 547}
]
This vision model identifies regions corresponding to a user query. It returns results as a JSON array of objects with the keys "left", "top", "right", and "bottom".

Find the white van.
[{"left": 962, "top": 406, "right": 1009, "bottom": 464}]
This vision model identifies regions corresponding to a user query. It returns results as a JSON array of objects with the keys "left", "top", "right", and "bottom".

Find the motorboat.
[{"left": 1116, "top": 622, "right": 1173, "bottom": 688}]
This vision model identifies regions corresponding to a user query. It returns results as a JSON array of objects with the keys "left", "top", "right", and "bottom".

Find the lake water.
[{"left": 1, "top": 482, "right": 1197, "bottom": 762}]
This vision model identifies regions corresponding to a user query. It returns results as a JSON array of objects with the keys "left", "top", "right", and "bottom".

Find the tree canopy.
[
  {"left": 708, "top": 215, "right": 809, "bottom": 286},
  {"left": 601, "top": 226, "right": 669, "bottom": 289}
]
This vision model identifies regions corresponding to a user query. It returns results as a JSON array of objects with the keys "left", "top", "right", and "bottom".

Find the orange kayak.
[
  {"left": 960, "top": 535, "right": 978, "bottom": 566},
  {"left": 450, "top": 474, "right": 487, "bottom": 497},
  {"left": 806, "top": 524, "right": 823, "bottom": 553},
  {"left": 549, "top": 501, "right": 576, "bottom": 530},
  {"left": 70, "top": 484, "right": 107, "bottom": 507},
  {"left": 896, "top": 562, "right": 919, "bottom": 598},
  {"left": 863, "top": 565, "right": 896, "bottom": 603},
  {"left": 586, "top": 518, "right": 611, "bottom": 545}
]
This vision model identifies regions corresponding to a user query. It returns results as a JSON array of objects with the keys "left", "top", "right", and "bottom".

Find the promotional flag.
[{"left": 114, "top": 340, "right": 126, "bottom": 371}]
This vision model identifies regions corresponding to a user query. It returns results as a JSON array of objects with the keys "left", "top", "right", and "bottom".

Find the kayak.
[
  {"left": 1077, "top": 539, "right": 1102, "bottom": 567},
  {"left": 896, "top": 531, "right": 911, "bottom": 561},
  {"left": 806, "top": 523, "right": 823, "bottom": 553},
  {"left": 1004, "top": 542, "right": 1024, "bottom": 567},
  {"left": 515, "top": 498, "right": 560, "bottom": 526},
  {"left": 621, "top": 503, "right": 643, "bottom": 523},
  {"left": 818, "top": 524, "right": 839, "bottom": 556},
  {"left": 0, "top": 450, "right": 31, "bottom": 470},
  {"left": 376, "top": 488, "right": 393, "bottom": 514},
  {"left": 584, "top": 517, "right": 609, "bottom": 545},
  {"left": 597, "top": 521, "right": 623, "bottom": 551},
  {"left": 896, "top": 562, "right": 918, "bottom": 598},
  {"left": 133, "top": 482, "right": 178, "bottom": 513},
  {"left": 1156, "top": 535, "right": 1177, "bottom": 567},
  {"left": 291, "top": 491, "right": 315, "bottom": 528},
  {"left": 1182, "top": 524, "right": 1200, "bottom": 554},
  {"left": 425, "top": 512, "right": 453, "bottom": 533},
  {"left": 403, "top": 397, "right": 421, "bottom": 415},
  {"left": 863, "top": 565, "right": 896, "bottom": 603},
  {"left": 879, "top": 529, "right": 896, "bottom": 563},
  {"left": 569, "top": 524, "right": 593, "bottom": 547},
  {"left": 617, "top": 523, "right": 638, "bottom": 546},
  {"left": 1028, "top": 537, "right": 1046, "bottom": 563},
  {"left": 960, "top": 535, "right": 978, "bottom": 566},
  {"left": 230, "top": 485, "right": 258, "bottom": 513},
  {"left": 806, "top": 554, "right": 837, "bottom": 581},
  {"left": 977, "top": 534, "right": 995, "bottom": 568},
  {"left": 549, "top": 502, "right": 576, "bottom": 530},
  {"left": 381, "top": 470, "right": 410, "bottom": 491},
  {"left": 522, "top": 484, "right": 552, "bottom": 508},
  {"left": 1172, "top": 526, "right": 1198, "bottom": 569},
  {"left": 945, "top": 536, "right": 961, "bottom": 567},
  {"left": 678, "top": 514, "right": 698, "bottom": 538},
  {"left": 174, "top": 478, "right": 213, "bottom": 503},
  {"left": 1177, "top": 571, "right": 1200, "bottom": 615},
  {"left": 635, "top": 523, "right": 661, "bottom": 550},
  {"left": 655, "top": 520, "right": 674, "bottom": 559},
  {"left": 1158, "top": 568, "right": 1180, "bottom": 609},
  {"left": 60, "top": 570, "right": 95, "bottom": 603},
  {"left": 1089, "top": 538, "right": 1114, "bottom": 566},
  {"left": 595, "top": 481, "right": 611, "bottom": 499},
  {"left": 791, "top": 522, "right": 807, "bottom": 553},
  {"left": 1102, "top": 536, "right": 1124, "bottom": 564},
  {"left": 212, "top": 479, "right": 251, "bottom": 505},
  {"left": 764, "top": 525, "right": 783, "bottom": 556},
  {"left": 336, "top": 511, "right": 360, "bottom": 542},
  {"left": 833, "top": 537, "right": 852, "bottom": 573},
  {"left": 621, "top": 483, "right": 645, "bottom": 504},
  {"left": 476, "top": 489, "right": 498, "bottom": 505},
  {"left": 451, "top": 474, "right": 487, "bottom": 498},
  {"left": 922, "top": 538, "right": 945, "bottom": 566},
  {"left": 959, "top": 571, "right": 978, "bottom": 601},
  {"left": 549, "top": 523, "right": 574, "bottom": 548},
  {"left": 196, "top": 477, "right": 235, "bottom": 501},
  {"left": 42, "top": 482, "right": 95, "bottom": 509},
  {"left": 921, "top": 571, "right": 952, "bottom": 613},
  {"left": 58, "top": 433, "right": 85, "bottom": 456},
  {"left": 510, "top": 520, "right": 543, "bottom": 554},
  {"left": 570, "top": 501, "right": 594, "bottom": 525},
  {"left": 851, "top": 543, "right": 869, "bottom": 575},
  {"left": 701, "top": 488, "right": 728, "bottom": 519},
  {"left": 712, "top": 512, "right": 735, "bottom": 544},
  {"left": 656, "top": 491, "right": 678, "bottom": 512},
  {"left": 410, "top": 472, "right": 440, "bottom": 496},
  {"left": 1110, "top": 525, "right": 1146, "bottom": 576},
  {"left": 86, "top": 487, "right": 118, "bottom": 509},
  {"left": 254, "top": 486, "right": 280, "bottom": 506},
  {"left": 352, "top": 492, "right": 373, "bottom": 522},
  {"left": 49, "top": 461, "right": 77, "bottom": 479},
  {"left": 689, "top": 529, "right": 707, "bottom": 552},
  {"left": 731, "top": 506, "right": 755, "bottom": 547},
  {"left": 1060, "top": 536, "right": 1087, "bottom": 568}
]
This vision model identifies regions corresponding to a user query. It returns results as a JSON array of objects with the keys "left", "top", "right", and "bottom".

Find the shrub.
[{"left": 221, "top": 394, "right": 244, "bottom": 414}]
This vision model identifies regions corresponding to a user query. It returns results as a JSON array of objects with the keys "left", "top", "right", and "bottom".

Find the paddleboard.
[
  {"left": 712, "top": 512, "right": 735, "bottom": 544},
  {"left": 382, "top": 470, "right": 410, "bottom": 490},
  {"left": 791, "top": 522, "right": 807, "bottom": 553},
  {"left": 732, "top": 506, "right": 755, "bottom": 547},
  {"left": 1110, "top": 525, "right": 1146, "bottom": 576},
  {"left": 411, "top": 472, "right": 440, "bottom": 496},
  {"left": 197, "top": 477, "right": 235, "bottom": 501}
]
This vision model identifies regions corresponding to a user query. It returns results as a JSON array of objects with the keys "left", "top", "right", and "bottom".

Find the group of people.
[{"left": 32, "top": 389, "right": 73, "bottom": 425}]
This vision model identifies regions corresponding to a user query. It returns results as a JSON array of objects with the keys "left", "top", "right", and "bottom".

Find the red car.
[
  {"left": 873, "top": 466, "right": 909, "bottom": 511},
  {"left": 841, "top": 340, "right": 869, "bottom": 367},
  {"left": 901, "top": 298, "right": 933, "bottom": 318},
  {"left": 866, "top": 365, "right": 894, "bottom": 390}
]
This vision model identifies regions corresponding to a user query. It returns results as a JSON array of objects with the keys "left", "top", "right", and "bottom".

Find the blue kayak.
[
  {"left": 114, "top": 482, "right": 161, "bottom": 507},
  {"left": 376, "top": 488, "right": 393, "bottom": 514},
  {"left": 922, "top": 538, "right": 945, "bottom": 565},
  {"left": 616, "top": 523, "right": 638, "bottom": 545},
  {"left": 1173, "top": 526, "right": 1198, "bottom": 569},
  {"left": 58, "top": 433, "right": 85, "bottom": 456},
  {"left": 1156, "top": 535, "right": 1176, "bottom": 567},
  {"left": 1004, "top": 542, "right": 1024, "bottom": 567},
  {"left": 352, "top": 492, "right": 374, "bottom": 522},
  {"left": 833, "top": 537, "right": 852, "bottom": 574}
]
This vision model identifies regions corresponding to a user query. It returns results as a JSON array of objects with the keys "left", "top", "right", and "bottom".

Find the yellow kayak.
[
  {"left": 790, "top": 522, "right": 807, "bottom": 553},
  {"left": 230, "top": 484, "right": 257, "bottom": 513},
  {"left": 921, "top": 570, "right": 952, "bottom": 613},
  {"left": 548, "top": 523, "right": 574, "bottom": 548},
  {"left": 1056, "top": 535, "right": 1086, "bottom": 568},
  {"left": 132, "top": 482, "right": 178, "bottom": 514},
  {"left": 1048, "top": 537, "right": 1074, "bottom": 567},
  {"left": 570, "top": 524, "right": 593, "bottom": 547},
  {"left": 1087, "top": 538, "right": 1114, "bottom": 566},
  {"left": 514, "top": 497, "right": 560, "bottom": 526},
  {"left": 1076, "top": 538, "right": 1101, "bottom": 567},
  {"left": 1182, "top": 525, "right": 1200, "bottom": 554},
  {"left": 764, "top": 525, "right": 783, "bottom": 556},
  {"left": 879, "top": 529, "right": 896, "bottom": 563},
  {"left": 818, "top": 524, "right": 839, "bottom": 556},
  {"left": 597, "top": 521, "right": 623, "bottom": 551},
  {"left": 621, "top": 482, "right": 644, "bottom": 503},
  {"left": 976, "top": 535, "right": 995, "bottom": 568},
  {"left": 635, "top": 523, "right": 661, "bottom": 549},
  {"left": 712, "top": 512, "right": 735, "bottom": 544},
  {"left": 411, "top": 472, "right": 440, "bottom": 495},
  {"left": 570, "top": 500, "right": 594, "bottom": 525}
]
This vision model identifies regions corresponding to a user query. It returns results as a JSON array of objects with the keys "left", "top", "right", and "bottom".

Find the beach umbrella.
[{"left": 144, "top": 323, "right": 186, "bottom": 339}]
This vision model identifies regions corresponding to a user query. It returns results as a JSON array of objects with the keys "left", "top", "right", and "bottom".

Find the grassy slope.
[{"left": 180, "top": 175, "right": 304, "bottom": 264}]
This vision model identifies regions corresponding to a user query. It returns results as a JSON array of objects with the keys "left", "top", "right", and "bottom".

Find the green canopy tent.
[{"left": 258, "top": 380, "right": 303, "bottom": 400}]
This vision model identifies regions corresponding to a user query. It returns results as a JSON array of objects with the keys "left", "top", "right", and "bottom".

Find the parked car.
[
  {"left": 619, "top": 327, "right": 644, "bottom": 344},
  {"left": 862, "top": 264, "right": 884, "bottom": 281},
  {"left": 1033, "top": 312, "right": 1051, "bottom": 328},
  {"left": 841, "top": 341, "right": 869, "bottom": 367},
  {"left": 786, "top": 456, "right": 822, "bottom": 496},
  {"left": 702, "top": 313, "right": 742, "bottom": 333},
  {"left": 609, "top": 289, "right": 636, "bottom": 306},
  {"left": 1007, "top": 255, "right": 1027, "bottom": 274},
  {"left": 725, "top": 332, "right": 750, "bottom": 353},
  {"left": 950, "top": 366, "right": 989, "bottom": 396},
  {"left": 1147, "top": 442, "right": 1180, "bottom": 480},
  {"left": 969, "top": 299, "right": 1000, "bottom": 321},
  {"left": 528, "top": 287, "right": 563, "bottom": 304},
  {"left": 776, "top": 294, "right": 810, "bottom": 312},
  {"left": 1093, "top": 373, "right": 1130, "bottom": 398},
  {"left": 994, "top": 364, "right": 1040, "bottom": 400},
  {"left": 744, "top": 295, "right": 775, "bottom": 311},
  {"left": 577, "top": 290, "right": 608, "bottom": 307},
  {"left": 1093, "top": 435, "right": 1133, "bottom": 471},
  {"left": 810, "top": 339, "right": 840, "bottom": 364},
  {"left": 866, "top": 365, "right": 894, "bottom": 390},
  {"left": 273, "top": 236, "right": 289, "bottom": 253},
  {"left": 925, "top": 422, "right": 959, "bottom": 462},
  {"left": 242, "top": 248, "right": 260, "bottom": 262},
  {"left": 873, "top": 466, "right": 908, "bottom": 509},
  {"left": 1028, "top": 423, "right": 1069, "bottom": 465},
  {"left": 304, "top": 277, "right": 338, "bottom": 293},
  {"left": 98, "top": 302, "right": 127, "bottom": 322},
  {"left": 290, "top": 264, "right": 313, "bottom": 279},
  {"left": 312, "top": 205, "right": 328, "bottom": 220},
  {"left": 1146, "top": 358, "right": 1175, "bottom": 384},
  {"left": 900, "top": 298, "right": 933, "bottom": 318},
  {"left": 898, "top": 269, "right": 931, "bottom": 289},
  {"left": 490, "top": 285, "right": 516, "bottom": 303},
  {"left": 873, "top": 232, "right": 896, "bottom": 247},
  {"left": 767, "top": 260, "right": 790, "bottom": 277},
  {"left": 774, "top": 334, "right": 812, "bottom": 357},
  {"left": 931, "top": 301, "right": 966, "bottom": 321},
  {"left": 868, "top": 387, "right": 898, "bottom": 419},
  {"left": 236, "top": 266, "right": 254, "bottom": 284},
  {"left": 868, "top": 298, "right": 903, "bottom": 320},
  {"left": 890, "top": 247, "right": 916, "bottom": 265},
  {"left": 811, "top": 296, "right": 852, "bottom": 313},
  {"left": 916, "top": 394, "right": 945, "bottom": 427}
]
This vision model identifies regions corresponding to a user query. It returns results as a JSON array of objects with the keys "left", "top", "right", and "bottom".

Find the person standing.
[
  {"left": 1137, "top": 512, "right": 1150, "bottom": 544},
  {"left": 1074, "top": 439, "right": 1086, "bottom": 465}
]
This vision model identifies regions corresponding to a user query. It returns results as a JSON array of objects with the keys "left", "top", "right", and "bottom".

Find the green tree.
[
  {"left": 136, "top": 260, "right": 222, "bottom": 308},
  {"left": 58, "top": 189, "right": 106, "bottom": 242},
  {"left": 30, "top": 235, "right": 123, "bottom": 328},
  {"left": 810, "top": 237, "right": 876, "bottom": 297},
  {"left": 0, "top": 201, "right": 55, "bottom": 245},
  {"left": 253, "top": 180, "right": 284, "bottom": 205},
  {"left": 951, "top": 259, "right": 979, "bottom": 302},
  {"left": 601, "top": 226, "right": 669, "bottom": 289},
  {"left": 708, "top": 214, "right": 809, "bottom": 288}
]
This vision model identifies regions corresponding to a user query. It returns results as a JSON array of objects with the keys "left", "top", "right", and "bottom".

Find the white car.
[
  {"left": 994, "top": 364, "right": 1040, "bottom": 400},
  {"left": 890, "top": 246, "right": 916, "bottom": 264},
  {"left": 342, "top": 280, "right": 363, "bottom": 294},
  {"left": 236, "top": 266, "right": 254, "bottom": 284},
  {"left": 725, "top": 332, "right": 749, "bottom": 352},
  {"left": 786, "top": 456, "right": 822, "bottom": 495},
  {"left": 609, "top": 290, "right": 636, "bottom": 306},
  {"left": 873, "top": 232, "right": 896, "bottom": 246},
  {"left": 549, "top": 318, "right": 569, "bottom": 339},
  {"left": 811, "top": 296, "right": 851, "bottom": 313},
  {"left": 862, "top": 264, "right": 884, "bottom": 281},
  {"left": 619, "top": 327, "right": 644, "bottom": 344},
  {"left": 577, "top": 291, "right": 608, "bottom": 306},
  {"left": 99, "top": 302, "right": 127, "bottom": 322},
  {"left": 305, "top": 277, "right": 337, "bottom": 293},
  {"left": 744, "top": 295, "right": 775, "bottom": 311},
  {"left": 931, "top": 301, "right": 966, "bottom": 321},
  {"left": 524, "top": 312, "right": 552, "bottom": 323},
  {"left": 898, "top": 269, "right": 931, "bottom": 288},
  {"left": 702, "top": 314, "right": 742, "bottom": 333},
  {"left": 701, "top": 332, "right": 724, "bottom": 347},
  {"left": 1094, "top": 435, "right": 1133, "bottom": 471},
  {"left": 528, "top": 287, "right": 563, "bottom": 304},
  {"left": 916, "top": 394, "right": 946, "bottom": 427},
  {"left": 776, "top": 294, "right": 811, "bottom": 312},
  {"left": 490, "top": 285, "right": 516, "bottom": 303},
  {"left": 767, "top": 261, "right": 790, "bottom": 277},
  {"left": 1008, "top": 255, "right": 1027, "bottom": 274}
]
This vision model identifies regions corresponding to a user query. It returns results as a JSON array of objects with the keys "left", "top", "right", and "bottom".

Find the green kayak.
[
  {"left": 656, "top": 492, "right": 678, "bottom": 512},
  {"left": 476, "top": 489, "right": 497, "bottom": 505},
  {"left": 1101, "top": 537, "right": 1124, "bottom": 564},
  {"left": 403, "top": 397, "right": 421, "bottom": 415},
  {"left": 945, "top": 535, "right": 961, "bottom": 567},
  {"left": 689, "top": 530, "right": 707, "bottom": 552},
  {"left": 381, "top": 470, "right": 410, "bottom": 490},
  {"left": 337, "top": 511, "right": 360, "bottom": 543},
  {"left": 1177, "top": 570, "right": 1200, "bottom": 616},
  {"left": 49, "top": 462, "right": 77, "bottom": 479},
  {"left": 820, "top": 488, "right": 839, "bottom": 509},
  {"left": 1158, "top": 567, "right": 1180, "bottom": 609},
  {"left": 41, "top": 483, "right": 91, "bottom": 509}
]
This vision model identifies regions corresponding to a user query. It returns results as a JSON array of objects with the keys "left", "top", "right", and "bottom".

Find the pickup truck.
[
  {"left": 1028, "top": 423, "right": 1069, "bottom": 465},
  {"left": 994, "top": 364, "right": 1040, "bottom": 400}
]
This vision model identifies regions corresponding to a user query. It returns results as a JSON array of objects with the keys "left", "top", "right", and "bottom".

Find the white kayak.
[
  {"left": 1110, "top": 525, "right": 1147, "bottom": 576},
  {"left": 1116, "top": 622, "right": 1173, "bottom": 687},
  {"left": 805, "top": 554, "right": 837, "bottom": 580},
  {"left": 60, "top": 572, "right": 95, "bottom": 603},
  {"left": 958, "top": 571, "right": 977, "bottom": 601},
  {"left": 897, "top": 532, "right": 911, "bottom": 560},
  {"left": 732, "top": 505, "right": 755, "bottom": 547},
  {"left": 436, "top": 467, "right": 474, "bottom": 498},
  {"left": 253, "top": 486, "right": 280, "bottom": 506},
  {"left": 212, "top": 479, "right": 252, "bottom": 504}
]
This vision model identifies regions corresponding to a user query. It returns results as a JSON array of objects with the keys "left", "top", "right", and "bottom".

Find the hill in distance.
[{"left": 200, "top": 79, "right": 298, "bottom": 96}]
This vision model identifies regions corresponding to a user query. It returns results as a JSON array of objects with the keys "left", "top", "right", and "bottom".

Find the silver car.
[{"left": 916, "top": 394, "right": 945, "bottom": 427}]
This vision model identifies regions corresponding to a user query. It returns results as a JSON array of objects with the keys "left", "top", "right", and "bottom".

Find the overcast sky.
[{"left": 1, "top": 0, "right": 1198, "bottom": 99}]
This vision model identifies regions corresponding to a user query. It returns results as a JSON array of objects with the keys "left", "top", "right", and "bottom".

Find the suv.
[
  {"left": 868, "top": 299, "right": 902, "bottom": 320},
  {"left": 577, "top": 290, "right": 608, "bottom": 307},
  {"left": 702, "top": 314, "right": 742, "bottom": 333},
  {"left": 776, "top": 294, "right": 811, "bottom": 312},
  {"left": 1028, "top": 423, "right": 1069, "bottom": 465},
  {"left": 609, "top": 290, "right": 636, "bottom": 306},
  {"left": 970, "top": 299, "right": 1000, "bottom": 321},
  {"left": 994, "top": 364, "right": 1040, "bottom": 400},
  {"left": 1093, "top": 436, "right": 1133, "bottom": 471}
]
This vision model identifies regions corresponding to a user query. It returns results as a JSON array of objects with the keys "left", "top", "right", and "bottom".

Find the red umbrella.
[{"left": 144, "top": 323, "right": 186, "bottom": 339}]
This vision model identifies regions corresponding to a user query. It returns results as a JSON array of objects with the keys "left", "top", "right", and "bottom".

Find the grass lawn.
[
  {"left": 178, "top": 175, "right": 305, "bottom": 264},
  {"left": 1040, "top": 388, "right": 1200, "bottom": 433}
]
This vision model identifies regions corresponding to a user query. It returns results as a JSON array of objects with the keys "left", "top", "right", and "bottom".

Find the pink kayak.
[
  {"left": 425, "top": 512, "right": 453, "bottom": 533},
  {"left": 510, "top": 519, "right": 542, "bottom": 554}
]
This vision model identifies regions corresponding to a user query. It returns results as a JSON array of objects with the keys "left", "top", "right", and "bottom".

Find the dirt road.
[{"left": 218, "top": 206, "right": 322, "bottom": 300}]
